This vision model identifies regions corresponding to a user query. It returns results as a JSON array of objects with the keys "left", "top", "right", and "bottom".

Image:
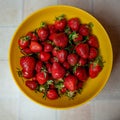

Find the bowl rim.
[{"left": 8, "top": 5, "right": 113, "bottom": 110}]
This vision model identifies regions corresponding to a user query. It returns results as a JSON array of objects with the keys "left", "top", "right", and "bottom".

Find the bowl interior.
[{"left": 9, "top": 5, "right": 113, "bottom": 109}]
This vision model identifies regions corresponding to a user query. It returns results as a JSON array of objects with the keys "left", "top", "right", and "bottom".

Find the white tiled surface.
[{"left": 0, "top": 0, "right": 120, "bottom": 120}]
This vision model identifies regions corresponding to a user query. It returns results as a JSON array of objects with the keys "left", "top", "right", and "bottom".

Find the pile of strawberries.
[{"left": 18, "top": 15, "right": 103, "bottom": 100}]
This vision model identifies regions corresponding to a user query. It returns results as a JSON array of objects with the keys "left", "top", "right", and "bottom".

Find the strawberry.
[
  {"left": 50, "top": 57, "right": 58, "bottom": 63},
  {"left": 64, "top": 75, "right": 78, "bottom": 91},
  {"left": 67, "top": 53, "right": 78, "bottom": 66},
  {"left": 32, "top": 76, "right": 37, "bottom": 81},
  {"left": 25, "top": 80, "right": 37, "bottom": 90},
  {"left": 18, "top": 36, "right": 30, "bottom": 49},
  {"left": 44, "top": 43, "right": 53, "bottom": 52},
  {"left": 52, "top": 47, "right": 59, "bottom": 56},
  {"left": 39, "top": 52, "right": 51, "bottom": 62},
  {"left": 26, "top": 32, "right": 38, "bottom": 41},
  {"left": 63, "top": 61, "right": 70, "bottom": 69},
  {"left": 22, "top": 69, "right": 34, "bottom": 79},
  {"left": 21, "top": 48, "right": 33, "bottom": 55},
  {"left": 37, "top": 22, "right": 49, "bottom": 41},
  {"left": 74, "top": 67, "right": 88, "bottom": 82},
  {"left": 89, "top": 56, "right": 103, "bottom": 78},
  {"left": 20, "top": 56, "right": 36, "bottom": 72},
  {"left": 49, "top": 33, "right": 68, "bottom": 48},
  {"left": 52, "top": 62, "right": 66, "bottom": 79},
  {"left": 48, "top": 24, "right": 57, "bottom": 34},
  {"left": 79, "top": 24, "right": 90, "bottom": 36},
  {"left": 47, "top": 89, "right": 58, "bottom": 100},
  {"left": 68, "top": 18, "right": 80, "bottom": 32},
  {"left": 46, "top": 63, "right": 52, "bottom": 73},
  {"left": 55, "top": 14, "right": 67, "bottom": 32},
  {"left": 77, "top": 81, "right": 83, "bottom": 89},
  {"left": 57, "top": 49, "right": 67, "bottom": 63},
  {"left": 36, "top": 72, "right": 48, "bottom": 85},
  {"left": 35, "top": 61, "right": 43, "bottom": 73},
  {"left": 75, "top": 43, "right": 89, "bottom": 59},
  {"left": 60, "top": 87, "right": 67, "bottom": 93},
  {"left": 88, "top": 35, "right": 99, "bottom": 49},
  {"left": 69, "top": 32, "right": 83, "bottom": 43},
  {"left": 30, "top": 41, "right": 42, "bottom": 53},
  {"left": 89, "top": 47, "right": 98, "bottom": 60},
  {"left": 78, "top": 58, "right": 87, "bottom": 66}
]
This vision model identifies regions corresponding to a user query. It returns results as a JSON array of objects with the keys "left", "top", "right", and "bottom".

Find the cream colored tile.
[
  {"left": 57, "top": 103, "right": 93, "bottom": 120},
  {"left": 58, "top": 0, "right": 92, "bottom": 12},
  {"left": 19, "top": 93, "right": 56, "bottom": 120},
  {"left": 0, "top": 27, "right": 16, "bottom": 60},
  {"left": 93, "top": 100, "right": 120, "bottom": 120},
  {"left": 0, "top": 98, "right": 19, "bottom": 120},
  {"left": 23, "top": 0, "right": 57, "bottom": 18},
  {"left": 93, "top": 0, "right": 120, "bottom": 26},
  {"left": 0, "top": 0, "right": 22, "bottom": 26},
  {"left": 0, "top": 61, "right": 19, "bottom": 98}
]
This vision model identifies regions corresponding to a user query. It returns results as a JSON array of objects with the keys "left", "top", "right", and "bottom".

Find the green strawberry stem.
[
  {"left": 93, "top": 55, "right": 104, "bottom": 67},
  {"left": 55, "top": 14, "right": 65, "bottom": 21},
  {"left": 69, "top": 32, "right": 78, "bottom": 40},
  {"left": 64, "top": 26, "right": 71, "bottom": 34},
  {"left": 40, "top": 22, "right": 47, "bottom": 28},
  {"left": 82, "top": 36, "right": 89, "bottom": 43},
  {"left": 88, "top": 22, "right": 94, "bottom": 28}
]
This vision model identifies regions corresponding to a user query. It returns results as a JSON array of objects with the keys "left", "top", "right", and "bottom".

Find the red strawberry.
[
  {"left": 79, "top": 24, "right": 90, "bottom": 36},
  {"left": 39, "top": 52, "right": 51, "bottom": 62},
  {"left": 50, "top": 57, "right": 58, "bottom": 63},
  {"left": 49, "top": 33, "right": 68, "bottom": 48},
  {"left": 47, "top": 89, "right": 58, "bottom": 100},
  {"left": 61, "top": 87, "right": 67, "bottom": 93},
  {"left": 21, "top": 48, "right": 33, "bottom": 55},
  {"left": 77, "top": 81, "right": 83, "bottom": 89},
  {"left": 36, "top": 72, "right": 48, "bottom": 85},
  {"left": 30, "top": 41, "right": 42, "bottom": 53},
  {"left": 89, "top": 47, "right": 98, "bottom": 60},
  {"left": 75, "top": 43, "right": 89, "bottom": 59},
  {"left": 52, "top": 62, "right": 66, "bottom": 79},
  {"left": 64, "top": 75, "right": 78, "bottom": 91},
  {"left": 89, "top": 56, "right": 103, "bottom": 78},
  {"left": 63, "top": 61, "right": 70, "bottom": 69},
  {"left": 25, "top": 80, "right": 37, "bottom": 90},
  {"left": 68, "top": 18, "right": 80, "bottom": 32},
  {"left": 46, "top": 63, "right": 52, "bottom": 73},
  {"left": 35, "top": 61, "right": 43, "bottom": 73},
  {"left": 78, "top": 58, "right": 87, "bottom": 66},
  {"left": 44, "top": 43, "right": 53, "bottom": 52},
  {"left": 18, "top": 36, "right": 30, "bottom": 49},
  {"left": 55, "top": 14, "right": 67, "bottom": 31},
  {"left": 48, "top": 24, "right": 57, "bottom": 34},
  {"left": 69, "top": 32, "right": 83, "bottom": 43},
  {"left": 22, "top": 69, "right": 34, "bottom": 79},
  {"left": 57, "top": 49, "right": 67, "bottom": 63},
  {"left": 26, "top": 32, "right": 38, "bottom": 41},
  {"left": 52, "top": 47, "right": 59, "bottom": 56},
  {"left": 74, "top": 67, "right": 88, "bottom": 82},
  {"left": 37, "top": 22, "right": 49, "bottom": 41},
  {"left": 67, "top": 53, "right": 78, "bottom": 66},
  {"left": 20, "top": 56, "right": 36, "bottom": 72},
  {"left": 32, "top": 76, "right": 37, "bottom": 81},
  {"left": 88, "top": 35, "right": 99, "bottom": 48}
]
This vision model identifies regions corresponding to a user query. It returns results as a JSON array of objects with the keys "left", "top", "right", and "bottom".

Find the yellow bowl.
[{"left": 9, "top": 5, "right": 113, "bottom": 109}]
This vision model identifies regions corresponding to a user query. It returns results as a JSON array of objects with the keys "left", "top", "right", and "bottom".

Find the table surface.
[{"left": 0, "top": 0, "right": 120, "bottom": 120}]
